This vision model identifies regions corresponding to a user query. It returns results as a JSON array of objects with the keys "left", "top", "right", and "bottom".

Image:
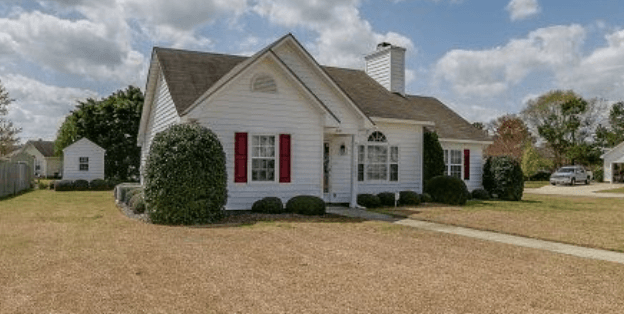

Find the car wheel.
[
  {"left": 585, "top": 179, "right": 589, "bottom": 185},
  {"left": 571, "top": 178, "right": 576, "bottom": 186}
]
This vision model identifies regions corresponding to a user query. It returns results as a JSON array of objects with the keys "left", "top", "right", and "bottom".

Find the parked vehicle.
[{"left": 549, "top": 166, "right": 590, "bottom": 185}]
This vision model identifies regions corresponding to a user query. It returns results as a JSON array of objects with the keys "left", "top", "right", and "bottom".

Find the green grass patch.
[
  {"left": 595, "top": 186, "right": 624, "bottom": 194},
  {"left": 524, "top": 181, "right": 550, "bottom": 189}
]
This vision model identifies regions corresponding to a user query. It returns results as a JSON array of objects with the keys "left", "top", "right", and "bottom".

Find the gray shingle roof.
[
  {"left": 29, "top": 140, "right": 56, "bottom": 157},
  {"left": 154, "top": 48, "right": 491, "bottom": 142}
]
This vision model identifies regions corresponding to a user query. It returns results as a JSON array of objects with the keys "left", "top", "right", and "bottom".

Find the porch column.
[{"left": 350, "top": 134, "right": 358, "bottom": 208}]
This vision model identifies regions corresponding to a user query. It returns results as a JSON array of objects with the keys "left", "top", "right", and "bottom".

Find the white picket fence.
[{"left": 0, "top": 162, "right": 33, "bottom": 198}]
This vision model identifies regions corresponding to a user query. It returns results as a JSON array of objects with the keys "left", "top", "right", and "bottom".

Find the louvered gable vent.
[{"left": 251, "top": 74, "right": 277, "bottom": 93}]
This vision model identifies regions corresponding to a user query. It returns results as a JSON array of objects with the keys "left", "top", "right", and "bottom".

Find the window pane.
[
  {"left": 451, "top": 165, "right": 462, "bottom": 179},
  {"left": 358, "top": 164, "right": 364, "bottom": 182},
  {"left": 390, "top": 146, "right": 398, "bottom": 162},
  {"left": 451, "top": 150, "right": 462, "bottom": 164},
  {"left": 267, "top": 147, "right": 275, "bottom": 157},
  {"left": 252, "top": 136, "right": 259, "bottom": 146},
  {"left": 390, "top": 164, "right": 398, "bottom": 181},
  {"left": 358, "top": 145, "right": 365, "bottom": 162}
]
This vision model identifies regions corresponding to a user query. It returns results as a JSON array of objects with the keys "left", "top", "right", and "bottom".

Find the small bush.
[
  {"left": 129, "top": 192, "right": 146, "bottom": 214},
  {"left": 377, "top": 192, "right": 396, "bottom": 207},
  {"left": 37, "top": 181, "right": 49, "bottom": 190},
  {"left": 357, "top": 194, "right": 381, "bottom": 208},
  {"left": 398, "top": 191, "right": 421, "bottom": 206},
  {"left": 421, "top": 193, "right": 432, "bottom": 203},
  {"left": 594, "top": 167, "right": 604, "bottom": 182},
  {"left": 54, "top": 180, "right": 75, "bottom": 192},
  {"left": 90, "top": 179, "right": 111, "bottom": 191},
  {"left": 471, "top": 189, "right": 490, "bottom": 200},
  {"left": 114, "top": 183, "right": 141, "bottom": 203},
  {"left": 425, "top": 175, "right": 470, "bottom": 206},
  {"left": 285, "top": 195, "right": 326, "bottom": 215},
  {"left": 48, "top": 180, "right": 55, "bottom": 190},
  {"left": 74, "top": 180, "right": 89, "bottom": 191},
  {"left": 124, "top": 188, "right": 142, "bottom": 204},
  {"left": 251, "top": 197, "right": 285, "bottom": 214}
]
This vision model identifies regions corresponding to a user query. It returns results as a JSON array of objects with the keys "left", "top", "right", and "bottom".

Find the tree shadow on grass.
[
  {"left": 187, "top": 213, "right": 368, "bottom": 228},
  {"left": 0, "top": 188, "right": 34, "bottom": 202}
]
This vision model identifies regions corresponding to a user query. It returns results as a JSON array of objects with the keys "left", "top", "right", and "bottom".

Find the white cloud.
[
  {"left": 434, "top": 24, "right": 586, "bottom": 96},
  {"left": 0, "top": 10, "right": 145, "bottom": 83},
  {"left": 506, "top": 0, "right": 541, "bottom": 21},
  {"left": 253, "top": 0, "right": 414, "bottom": 68},
  {"left": 2, "top": 74, "right": 98, "bottom": 141}
]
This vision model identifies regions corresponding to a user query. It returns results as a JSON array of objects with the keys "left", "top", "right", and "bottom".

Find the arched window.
[
  {"left": 251, "top": 74, "right": 277, "bottom": 93},
  {"left": 358, "top": 131, "right": 398, "bottom": 182},
  {"left": 368, "top": 131, "right": 387, "bottom": 142}
]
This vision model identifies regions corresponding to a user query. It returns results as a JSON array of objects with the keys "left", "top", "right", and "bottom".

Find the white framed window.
[
  {"left": 251, "top": 135, "right": 276, "bottom": 182},
  {"left": 358, "top": 131, "right": 398, "bottom": 182},
  {"left": 444, "top": 149, "right": 462, "bottom": 179},
  {"left": 79, "top": 157, "right": 89, "bottom": 171}
]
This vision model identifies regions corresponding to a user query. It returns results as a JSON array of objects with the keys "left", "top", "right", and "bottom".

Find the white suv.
[{"left": 549, "top": 166, "right": 590, "bottom": 185}]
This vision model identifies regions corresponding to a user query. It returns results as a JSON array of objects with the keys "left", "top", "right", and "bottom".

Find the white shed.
[
  {"left": 602, "top": 141, "right": 624, "bottom": 183},
  {"left": 62, "top": 138, "right": 106, "bottom": 181}
]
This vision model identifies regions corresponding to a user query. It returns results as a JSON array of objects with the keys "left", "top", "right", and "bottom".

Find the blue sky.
[{"left": 1, "top": 0, "right": 623, "bottom": 141}]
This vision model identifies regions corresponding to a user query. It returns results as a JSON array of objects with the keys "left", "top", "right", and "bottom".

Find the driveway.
[{"left": 525, "top": 182, "right": 624, "bottom": 198}]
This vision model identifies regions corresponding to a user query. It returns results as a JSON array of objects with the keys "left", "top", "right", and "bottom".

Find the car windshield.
[{"left": 557, "top": 168, "right": 575, "bottom": 173}]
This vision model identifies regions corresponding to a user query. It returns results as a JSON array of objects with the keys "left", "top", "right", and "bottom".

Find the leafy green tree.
[
  {"left": 0, "top": 79, "right": 21, "bottom": 156},
  {"left": 595, "top": 102, "right": 624, "bottom": 148},
  {"left": 55, "top": 86, "right": 143, "bottom": 181},
  {"left": 521, "top": 143, "right": 553, "bottom": 179},
  {"left": 521, "top": 90, "right": 601, "bottom": 167},
  {"left": 423, "top": 131, "right": 445, "bottom": 189}
]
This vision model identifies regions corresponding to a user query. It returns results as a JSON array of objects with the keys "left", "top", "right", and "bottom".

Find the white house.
[
  {"left": 62, "top": 138, "right": 106, "bottom": 181},
  {"left": 138, "top": 34, "right": 492, "bottom": 210},
  {"left": 6, "top": 140, "right": 62, "bottom": 178},
  {"left": 601, "top": 141, "right": 624, "bottom": 183}
]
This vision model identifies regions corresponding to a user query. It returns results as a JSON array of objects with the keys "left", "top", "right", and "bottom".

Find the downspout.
[{"left": 350, "top": 134, "right": 358, "bottom": 208}]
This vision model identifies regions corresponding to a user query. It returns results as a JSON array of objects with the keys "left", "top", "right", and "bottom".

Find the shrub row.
[
  {"left": 52, "top": 179, "right": 116, "bottom": 192},
  {"left": 356, "top": 191, "right": 424, "bottom": 209},
  {"left": 251, "top": 195, "right": 326, "bottom": 216}
]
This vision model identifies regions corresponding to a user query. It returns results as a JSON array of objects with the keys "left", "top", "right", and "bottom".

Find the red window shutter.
[
  {"left": 464, "top": 149, "right": 470, "bottom": 180},
  {"left": 234, "top": 132, "right": 248, "bottom": 183},
  {"left": 279, "top": 134, "right": 291, "bottom": 183}
]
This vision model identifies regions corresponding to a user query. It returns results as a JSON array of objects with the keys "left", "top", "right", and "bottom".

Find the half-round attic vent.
[{"left": 251, "top": 74, "right": 277, "bottom": 93}]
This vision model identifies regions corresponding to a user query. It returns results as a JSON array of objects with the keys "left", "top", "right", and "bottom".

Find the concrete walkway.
[
  {"left": 327, "top": 206, "right": 624, "bottom": 264},
  {"left": 525, "top": 182, "right": 624, "bottom": 198}
]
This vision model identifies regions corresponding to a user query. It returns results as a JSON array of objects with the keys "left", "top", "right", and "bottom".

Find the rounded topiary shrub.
[
  {"left": 252, "top": 197, "right": 285, "bottom": 214},
  {"left": 398, "top": 191, "right": 421, "bottom": 206},
  {"left": 285, "top": 195, "right": 326, "bottom": 215},
  {"left": 357, "top": 194, "right": 381, "bottom": 208},
  {"left": 89, "top": 179, "right": 110, "bottom": 191},
  {"left": 129, "top": 192, "right": 146, "bottom": 214},
  {"left": 471, "top": 188, "right": 490, "bottom": 200},
  {"left": 425, "top": 175, "right": 470, "bottom": 206},
  {"left": 377, "top": 192, "right": 396, "bottom": 207},
  {"left": 488, "top": 156, "right": 524, "bottom": 201},
  {"left": 421, "top": 192, "right": 432, "bottom": 203},
  {"left": 144, "top": 123, "right": 227, "bottom": 225},
  {"left": 73, "top": 180, "right": 89, "bottom": 191},
  {"left": 54, "top": 180, "right": 74, "bottom": 191}
]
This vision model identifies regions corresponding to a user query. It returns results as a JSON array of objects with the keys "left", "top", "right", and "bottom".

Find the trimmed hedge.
[
  {"left": 377, "top": 192, "right": 396, "bottom": 207},
  {"left": 483, "top": 156, "right": 524, "bottom": 201},
  {"left": 74, "top": 179, "right": 89, "bottom": 191},
  {"left": 49, "top": 180, "right": 55, "bottom": 190},
  {"left": 54, "top": 180, "right": 75, "bottom": 192},
  {"left": 398, "top": 191, "right": 421, "bottom": 206},
  {"left": 421, "top": 193, "right": 432, "bottom": 203},
  {"left": 285, "top": 195, "right": 326, "bottom": 215},
  {"left": 425, "top": 175, "right": 470, "bottom": 206},
  {"left": 144, "top": 124, "right": 227, "bottom": 225},
  {"left": 471, "top": 188, "right": 490, "bottom": 200},
  {"left": 129, "top": 193, "right": 146, "bottom": 214},
  {"left": 357, "top": 194, "right": 381, "bottom": 208},
  {"left": 90, "top": 179, "right": 111, "bottom": 191},
  {"left": 251, "top": 197, "right": 285, "bottom": 214}
]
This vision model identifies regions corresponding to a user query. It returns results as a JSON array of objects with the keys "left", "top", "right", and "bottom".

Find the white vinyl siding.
[
  {"left": 62, "top": 138, "right": 105, "bottom": 181},
  {"left": 441, "top": 142, "right": 486, "bottom": 191},
  {"left": 140, "top": 72, "right": 181, "bottom": 180},
  {"left": 186, "top": 58, "right": 324, "bottom": 210},
  {"left": 603, "top": 143, "right": 624, "bottom": 183}
]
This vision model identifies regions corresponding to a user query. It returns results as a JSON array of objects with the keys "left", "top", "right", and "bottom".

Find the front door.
[{"left": 323, "top": 142, "right": 331, "bottom": 202}]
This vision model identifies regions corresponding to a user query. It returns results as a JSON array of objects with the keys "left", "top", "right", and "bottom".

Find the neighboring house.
[
  {"left": 138, "top": 34, "right": 492, "bottom": 210},
  {"left": 62, "top": 138, "right": 106, "bottom": 181},
  {"left": 5, "top": 140, "right": 61, "bottom": 178},
  {"left": 602, "top": 141, "right": 624, "bottom": 183}
]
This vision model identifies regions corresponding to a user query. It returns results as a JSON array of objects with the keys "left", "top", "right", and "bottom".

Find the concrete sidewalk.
[{"left": 327, "top": 206, "right": 624, "bottom": 265}]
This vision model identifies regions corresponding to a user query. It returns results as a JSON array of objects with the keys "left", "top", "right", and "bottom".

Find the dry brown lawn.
[
  {"left": 2, "top": 190, "right": 624, "bottom": 313},
  {"left": 374, "top": 193, "right": 624, "bottom": 252}
]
